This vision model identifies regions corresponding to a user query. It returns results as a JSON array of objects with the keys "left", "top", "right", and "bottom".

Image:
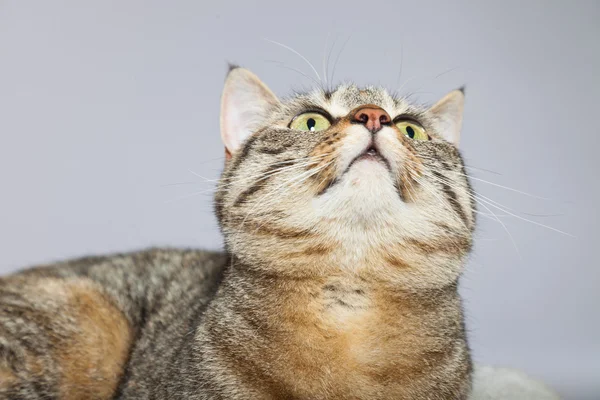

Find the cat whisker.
[
  {"left": 191, "top": 154, "right": 331, "bottom": 190},
  {"left": 469, "top": 176, "right": 552, "bottom": 201},
  {"left": 325, "top": 34, "right": 337, "bottom": 92},
  {"left": 434, "top": 169, "right": 564, "bottom": 218},
  {"left": 166, "top": 156, "right": 331, "bottom": 203},
  {"left": 249, "top": 163, "right": 333, "bottom": 234},
  {"left": 434, "top": 66, "right": 463, "bottom": 80},
  {"left": 404, "top": 168, "right": 420, "bottom": 203},
  {"left": 238, "top": 166, "right": 321, "bottom": 222},
  {"left": 161, "top": 181, "right": 203, "bottom": 187},
  {"left": 402, "top": 157, "right": 468, "bottom": 224},
  {"left": 413, "top": 174, "right": 471, "bottom": 233},
  {"left": 188, "top": 169, "right": 218, "bottom": 182},
  {"left": 416, "top": 165, "right": 573, "bottom": 238},
  {"left": 402, "top": 158, "right": 521, "bottom": 254},
  {"left": 267, "top": 153, "right": 331, "bottom": 167},
  {"left": 219, "top": 155, "right": 331, "bottom": 190},
  {"left": 164, "top": 188, "right": 217, "bottom": 204},
  {"left": 404, "top": 92, "right": 436, "bottom": 100},
  {"left": 394, "top": 42, "right": 404, "bottom": 91},
  {"left": 474, "top": 194, "right": 574, "bottom": 237},
  {"left": 403, "top": 66, "right": 463, "bottom": 98},
  {"left": 239, "top": 161, "right": 334, "bottom": 230},
  {"left": 417, "top": 155, "right": 555, "bottom": 202},
  {"left": 404, "top": 175, "right": 471, "bottom": 244},
  {"left": 329, "top": 34, "right": 351, "bottom": 90},
  {"left": 264, "top": 38, "right": 322, "bottom": 85},
  {"left": 187, "top": 155, "right": 226, "bottom": 164},
  {"left": 413, "top": 154, "right": 479, "bottom": 170},
  {"left": 262, "top": 161, "right": 333, "bottom": 206},
  {"left": 424, "top": 169, "right": 521, "bottom": 255},
  {"left": 266, "top": 60, "right": 323, "bottom": 88},
  {"left": 463, "top": 164, "right": 502, "bottom": 176},
  {"left": 417, "top": 154, "right": 502, "bottom": 176},
  {"left": 473, "top": 196, "right": 523, "bottom": 260},
  {"left": 472, "top": 209, "right": 510, "bottom": 219},
  {"left": 397, "top": 75, "right": 421, "bottom": 96},
  {"left": 321, "top": 32, "right": 331, "bottom": 91}
]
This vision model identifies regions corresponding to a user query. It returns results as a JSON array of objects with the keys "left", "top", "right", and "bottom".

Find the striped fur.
[{"left": 1, "top": 69, "right": 475, "bottom": 399}]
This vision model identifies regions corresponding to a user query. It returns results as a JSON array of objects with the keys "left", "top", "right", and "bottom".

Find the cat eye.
[
  {"left": 395, "top": 120, "right": 429, "bottom": 141},
  {"left": 289, "top": 112, "right": 331, "bottom": 132}
]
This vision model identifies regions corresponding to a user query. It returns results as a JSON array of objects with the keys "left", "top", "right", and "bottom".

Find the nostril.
[{"left": 353, "top": 106, "right": 392, "bottom": 129}]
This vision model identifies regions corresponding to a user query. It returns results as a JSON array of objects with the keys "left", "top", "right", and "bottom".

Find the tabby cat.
[{"left": 1, "top": 66, "right": 478, "bottom": 399}]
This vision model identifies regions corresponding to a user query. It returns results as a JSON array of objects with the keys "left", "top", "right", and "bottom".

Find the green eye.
[
  {"left": 289, "top": 113, "right": 331, "bottom": 132},
  {"left": 396, "top": 121, "right": 429, "bottom": 140}
]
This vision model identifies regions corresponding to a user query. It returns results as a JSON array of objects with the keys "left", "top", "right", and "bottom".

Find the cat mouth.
[
  {"left": 317, "top": 144, "right": 393, "bottom": 196},
  {"left": 347, "top": 145, "right": 391, "bottom": 172}
]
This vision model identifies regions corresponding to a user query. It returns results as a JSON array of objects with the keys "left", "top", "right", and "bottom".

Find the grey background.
[{"left": 0, "top": 1, "right": 598, "bottom": 398}]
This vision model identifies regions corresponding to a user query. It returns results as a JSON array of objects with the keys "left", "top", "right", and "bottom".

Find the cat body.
[
  {"left": 1, "top": 67, "right": 478, "bottom": 399},
  {"left": 0, "top": 248, "right": 471, "bottom": 399}
]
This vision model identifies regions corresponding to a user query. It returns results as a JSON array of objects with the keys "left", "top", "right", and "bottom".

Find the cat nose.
[{"left": 353, "top": 106, "right": 391, "bottom": 133}]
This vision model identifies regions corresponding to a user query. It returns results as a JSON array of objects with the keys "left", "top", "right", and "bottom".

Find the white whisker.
[
  {"left": 325, "top": 34, "right": 338, "bottom": 92},
  {"left": 238, "top": 161, "right": 333, "bottom": 230},
  {"left": 164, "top": 188, "right": 216, "bottom": 204},
  {"left": 265, "top": 60, "right": 323, "bottom": 88},
  {"left": 475, "top": 195, "right": 574, "bottom": 237},
  {"left": 264, "top": 38, "right": 321, "bottom": 84},
  {"left": 395, "top": 42, "right": 404, "bottom": 90},
  {"left": 250, "top": 162, "right": 333, "bottom": 234},
  {"left": 473, "top": 196, "right": 523, "bottom": 260},
  {"left": 463, "top": 165, "right": 502, "bottom": 176},
  {"left": 321, "top": 32, "right": 331, "bottom": 90},
  {"left": 160, "top": 181, "right": 202, "bottom": 187},
  {"left": 416, "top": 164, "right": 573, "bottom": 238},
  {"left": 469, "top": 176, "right": 552, "bottom": 200},
  {"left": 329, "top": 35, "right": 351, "bottom": 88}
]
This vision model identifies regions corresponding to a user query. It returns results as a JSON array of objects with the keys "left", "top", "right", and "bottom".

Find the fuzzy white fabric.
[{"left": 470, "top": 365, "right": 561, "bottom": 400}]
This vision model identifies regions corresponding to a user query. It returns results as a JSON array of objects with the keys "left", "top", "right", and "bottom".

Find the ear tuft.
[
  {"left": 220, "top": 68, "right": 279, "bottom": 155},
  {"left": 227, "top": 63, "right": 240, "bottom": 74},
  {"left": 429, "top": 88, "right": 465, "bottom": 146}
]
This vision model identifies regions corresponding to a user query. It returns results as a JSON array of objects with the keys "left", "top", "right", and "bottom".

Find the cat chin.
[
  {"left": 311, "top": 162, "right": 404, "bottom": 222},
  {"left": 346, "top": 156, "right": 391, "bottom": 180}
]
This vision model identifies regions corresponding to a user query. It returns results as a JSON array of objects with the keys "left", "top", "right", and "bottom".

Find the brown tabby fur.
[{"left": 0, "top": 66, "right": 474, "bottom": 399}]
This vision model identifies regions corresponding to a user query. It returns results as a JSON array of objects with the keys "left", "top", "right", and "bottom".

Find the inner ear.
[
  {"left": 220, "top": 67, "right": 280, "bottom": 155},
  {"left": 429, "top": 88, "right": 465, "bottom": 146}
]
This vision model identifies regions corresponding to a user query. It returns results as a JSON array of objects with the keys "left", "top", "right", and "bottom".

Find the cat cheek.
[{"left": 374, "top": 129, "right": 406, "bottom": 169}]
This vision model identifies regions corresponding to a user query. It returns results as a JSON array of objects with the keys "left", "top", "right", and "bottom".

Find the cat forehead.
[{"left": 283, "top": 85, "right": 421, "bottom": 118}]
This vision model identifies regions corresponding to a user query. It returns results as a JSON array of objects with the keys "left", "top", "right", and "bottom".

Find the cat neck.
[{"left": 196, "top": 255, "right": 471, "bottom": 399}]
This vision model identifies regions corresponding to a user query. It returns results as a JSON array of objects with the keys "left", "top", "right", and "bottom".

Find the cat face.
[{"left": 215, "top": 67, "right": 474, "bottom": 287}]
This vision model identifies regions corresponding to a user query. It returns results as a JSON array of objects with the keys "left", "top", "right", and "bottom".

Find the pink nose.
[{"left": 353, "top": 106, "right": 391, "bottom": 133}]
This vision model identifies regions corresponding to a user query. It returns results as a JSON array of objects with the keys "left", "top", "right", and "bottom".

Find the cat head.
[{"left": 215, "top": 67, "right": 475, "bottom": 288}]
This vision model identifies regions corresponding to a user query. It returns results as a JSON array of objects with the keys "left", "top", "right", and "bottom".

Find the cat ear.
[
  {"left": 429, "top": 87, "right": 465, "bottom": 146},
  {"left": 220, "top": 66, "right": 280, "bottom": 158}
]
